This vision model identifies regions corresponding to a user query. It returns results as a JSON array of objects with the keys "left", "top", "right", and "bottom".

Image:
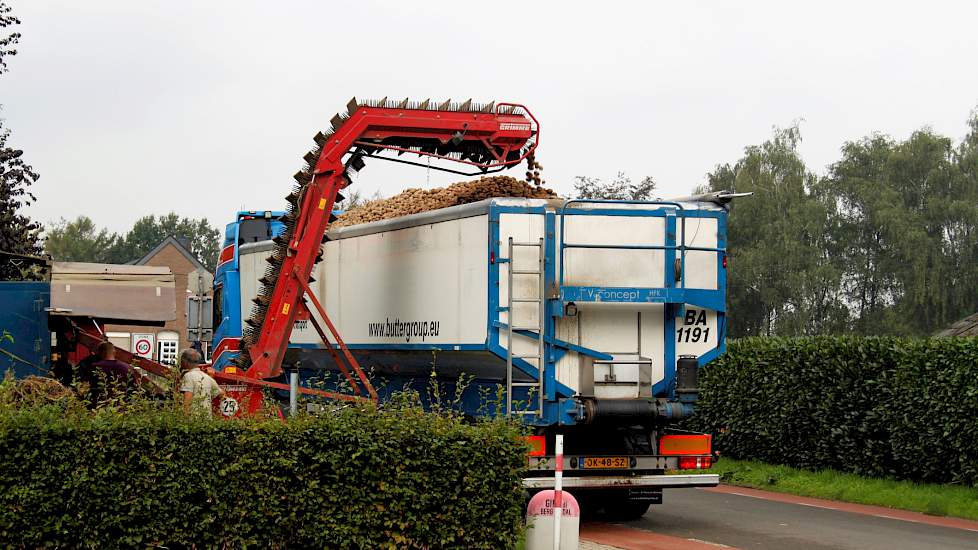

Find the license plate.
[{"left": 583, "top": 456, "right": 629, "bottom": 469}]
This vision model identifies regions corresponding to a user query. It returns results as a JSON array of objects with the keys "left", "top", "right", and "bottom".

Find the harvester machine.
[
  {"left": 226, "top": 98, "right": 539, "bottom": 408},
  {"left": 64, "top": 98, "right": 539, "bottom": 413}
]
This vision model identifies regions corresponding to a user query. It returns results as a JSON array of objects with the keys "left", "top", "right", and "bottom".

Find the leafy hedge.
[
  {"left": 689, "top": 337, "right": 978, "bottom": 486},
  {"left": 0, "top": 402, "right": 527, "bottom": 548}
]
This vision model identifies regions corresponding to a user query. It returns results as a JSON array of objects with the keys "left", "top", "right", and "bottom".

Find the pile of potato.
[{"left": 333, "top": 175, "right": 558, "bottom": 227}]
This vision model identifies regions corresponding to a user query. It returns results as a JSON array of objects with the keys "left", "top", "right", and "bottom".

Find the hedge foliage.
[
  {"left": 0, "top": 398, "right": 527, "bottom": 549},
  {"left": 689, "top": 337, "right": 978, "bottom": 486}
]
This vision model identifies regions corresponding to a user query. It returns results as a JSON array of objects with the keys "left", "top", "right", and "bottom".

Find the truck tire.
[{"left": 602, "top": 499, "right": 651, "bottom": 521}]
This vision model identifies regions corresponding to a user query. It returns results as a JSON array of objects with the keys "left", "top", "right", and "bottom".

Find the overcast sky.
[{"left": 5, "top": 1, "right": 978, "bottom": 234}]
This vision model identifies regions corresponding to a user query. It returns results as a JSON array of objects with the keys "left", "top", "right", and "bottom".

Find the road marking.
[
  {"left": 706, "top": 485, "right": 978, "bottom": 533},
  {"left": 580, "top": 522, "right": 741, "bottom": 550}
]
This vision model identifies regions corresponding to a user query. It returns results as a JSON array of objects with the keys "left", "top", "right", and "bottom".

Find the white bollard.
[
  {"left": 553, "top": 434, "right": 564, "bottom": 550},
  {"left": 525, "top": 490, "right": 580, "bottom": 550},
  {"left": 526, "top": 434, "right": 579, "bottom": 550}
]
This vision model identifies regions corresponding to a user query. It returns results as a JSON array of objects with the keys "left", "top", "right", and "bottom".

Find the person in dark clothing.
[{"left": 85, "top": 341, "right": 143, "bottom": 406}]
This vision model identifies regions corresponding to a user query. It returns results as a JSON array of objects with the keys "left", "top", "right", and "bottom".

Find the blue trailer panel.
[{"left": 0, "top": 281, "right": 50, "bottom": 378}]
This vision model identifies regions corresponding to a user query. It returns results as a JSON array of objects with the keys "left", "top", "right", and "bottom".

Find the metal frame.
[
  {"left": 505, "top": 236, "right": 545, "bottom": 417},
  {"left": 244, "top": 99, "right": 538, "bottom": 382},
  {"left": 555, "top": 199, "right": 729, "bottom": 401},
  {"left": 210, "top": 196, "right": 729, "bottom": 424},
  {"left": 522, "top": 473, "right": 719, "bottom": 490},
  {"left": 528, "top": 454, "right": 705, "bottom": 471}
]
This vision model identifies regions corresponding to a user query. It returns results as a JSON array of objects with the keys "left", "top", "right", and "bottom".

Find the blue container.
[{"left": 0, "top": 281, "right": 50, "bottom": 378}]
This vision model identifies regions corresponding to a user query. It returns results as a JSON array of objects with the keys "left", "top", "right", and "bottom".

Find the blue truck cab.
[{"left": 211, "top": 210, "right": 287, "bottom": 370}]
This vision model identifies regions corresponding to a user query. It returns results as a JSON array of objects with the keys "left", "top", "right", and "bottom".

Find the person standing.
[
  {"left": 178, "top": 348, "right": 225, "bottom": 415},
  {"left": 82, "top": 341, "right": 144, "bottom": 406}
]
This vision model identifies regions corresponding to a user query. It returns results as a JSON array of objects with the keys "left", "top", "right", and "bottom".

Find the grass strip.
[{"left": 681, "top": 458, "right": 978, "bottom": 521}]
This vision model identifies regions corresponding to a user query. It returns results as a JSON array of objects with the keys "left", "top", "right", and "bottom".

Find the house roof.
[
  {"left": 50, "top": 261, "right": 176, "bottom": 323},
  {"left": 136, "top": 235, "right": 208, "bottom": 273},
  {"left": 935, "top": 313, "right": 978, "bottom": 337}
]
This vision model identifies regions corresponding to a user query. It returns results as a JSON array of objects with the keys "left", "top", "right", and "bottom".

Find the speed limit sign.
[
  {"left": 134, "top": 338, "right": 152, "bottom": 356},
  {"left": 131, "top": 333, "right": 155, "bottom": 358},
  {"left": 219, "top": 397, "right": 240, "bottom": 417}
]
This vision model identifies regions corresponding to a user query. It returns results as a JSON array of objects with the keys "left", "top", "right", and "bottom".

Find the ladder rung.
[
  {"left": 511, "top": 326, "right": 540, "bottom": 331},
  {"left": 511, "top": 382, "right": 539, "bottom": 387},
  {"left": 511, "top": 270, "right": 541, "bottom": 275},
  {"left": 513, "top": 410, "right": 541, "bottom": 415},
  {"left": 511, "top": 298, "right": 541, "bottom": 303},
  {"left": 513, "top": 354, "right": 540, "bottom": 359},
  {"left": 511, "top": 242, "right": 543, "bottom": 247}
]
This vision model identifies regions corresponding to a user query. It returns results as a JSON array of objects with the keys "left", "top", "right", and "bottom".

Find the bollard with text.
[{"left": 525, "top": 434, "right": 580, "bottom": 549}]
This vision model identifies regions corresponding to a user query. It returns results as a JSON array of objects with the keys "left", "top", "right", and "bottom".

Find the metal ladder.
[{"left": 505, "top": 236, "right": 545, "bottom": 417}]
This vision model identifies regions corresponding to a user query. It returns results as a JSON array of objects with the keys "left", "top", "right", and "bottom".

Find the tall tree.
[
  {"left": 0, "top": 2, "right": 41, "bottom": 279},
  {"left": 115, "top": 213, "right": 221, "bottom": 271},
  {"left": 0, "top": 1, "right": 20, "bottom": 75},
  {"left": 573, "top": 172, "right": 657, "bottom": 200},
  {"left": 820, "top": 125, "right": 978, "bottom": 335},
  {"left": 44, "top": 214, "right": 222, "bottom": 271},
  {"left": 704, "top": 125, "right": 848, "bottom": 337},
  {"left": 44, "top": 216, "right": 122, "bottom": 264}
]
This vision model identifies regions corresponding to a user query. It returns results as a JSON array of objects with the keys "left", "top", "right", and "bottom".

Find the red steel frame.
[
  {"left": 61, "top": 100, "right": 537, "bottom": 414},
  {"left": 243, "top": 102, "right": 538, "bottom": 384},
  {"left": 67, "top": 319, "right": 369, "bottom": 411}
]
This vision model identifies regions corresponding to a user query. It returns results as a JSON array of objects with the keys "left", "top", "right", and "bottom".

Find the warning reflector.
[
  {"left": 527, "top": 435, "right": 546, "bottom": 457},
  {"left": 659, "top": 434, "right": 712, "bottom": 456}
]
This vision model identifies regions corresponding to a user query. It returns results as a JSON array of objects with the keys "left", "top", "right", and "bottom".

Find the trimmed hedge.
[
  {"left": 688, "top": 337, "right": 978, "bottom": 486},
  {"left": 0, "top": 403, "right": 527, "bottom": 548}
]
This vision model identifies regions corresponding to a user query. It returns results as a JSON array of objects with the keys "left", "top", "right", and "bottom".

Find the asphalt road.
[{"left": 612, "top": 487, "right": 978, "bottom": 550}]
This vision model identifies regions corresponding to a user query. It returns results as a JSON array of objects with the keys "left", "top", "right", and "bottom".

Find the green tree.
[
  {"left": 0, "top": 1, "right": 20, "bottom": 75},
  {"left": 816, "top": 135, "right": 899, "bottom": 333},
  {"left": 820, "top": 121, "right": 978, "bottom": 335},
  {"left": 0, "top": 2, "right": 41, "bottom": 279},
  {"left": 44, "top": 213, "right": 221, "bottom": 271},
  {"left": 704, "top": 125, "right": 848, "bottom": 337},
  {"left": 115, "top": 214, "right": 221, "bottom": 271},
  {"left": 44, "top": 216, "right": 122, "bottom": 264},
  {"left": 573, "top": 172, "right": 657, "bottom": 200}
]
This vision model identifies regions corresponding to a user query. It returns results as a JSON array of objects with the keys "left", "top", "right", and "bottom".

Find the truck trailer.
[{"left": 211, "top": 192, "right": 732, "bottom": 518}]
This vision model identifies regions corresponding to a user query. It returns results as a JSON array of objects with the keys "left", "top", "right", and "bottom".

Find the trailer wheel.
[{"left": 602, "top": 499, "right": 650, "bottom": 521}]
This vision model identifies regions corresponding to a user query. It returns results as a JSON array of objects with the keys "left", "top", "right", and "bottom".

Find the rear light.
[
  {"left": 526, "top": 435, "right": 546, "bottom": 457},
  {"left": 679, "top": 456, "right": 713, "bottom": 470},
  {"left": 659, "top": 434, "right": 712, "bottom": 455},
  {"left": 722, "top": 254, "right": 728, "bottom": 268}
]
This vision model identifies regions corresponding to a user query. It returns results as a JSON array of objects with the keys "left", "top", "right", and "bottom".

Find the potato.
[{"left": 332, "top": 175, "right": 558, "bottom": 227}]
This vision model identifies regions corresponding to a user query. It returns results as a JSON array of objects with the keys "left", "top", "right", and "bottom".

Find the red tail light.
[
  {"left": 722, "top": 254, "right": 728, "bottom": 269},
  {"left": 679, "top": 456, "right": 713, "bottom": 470}
]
